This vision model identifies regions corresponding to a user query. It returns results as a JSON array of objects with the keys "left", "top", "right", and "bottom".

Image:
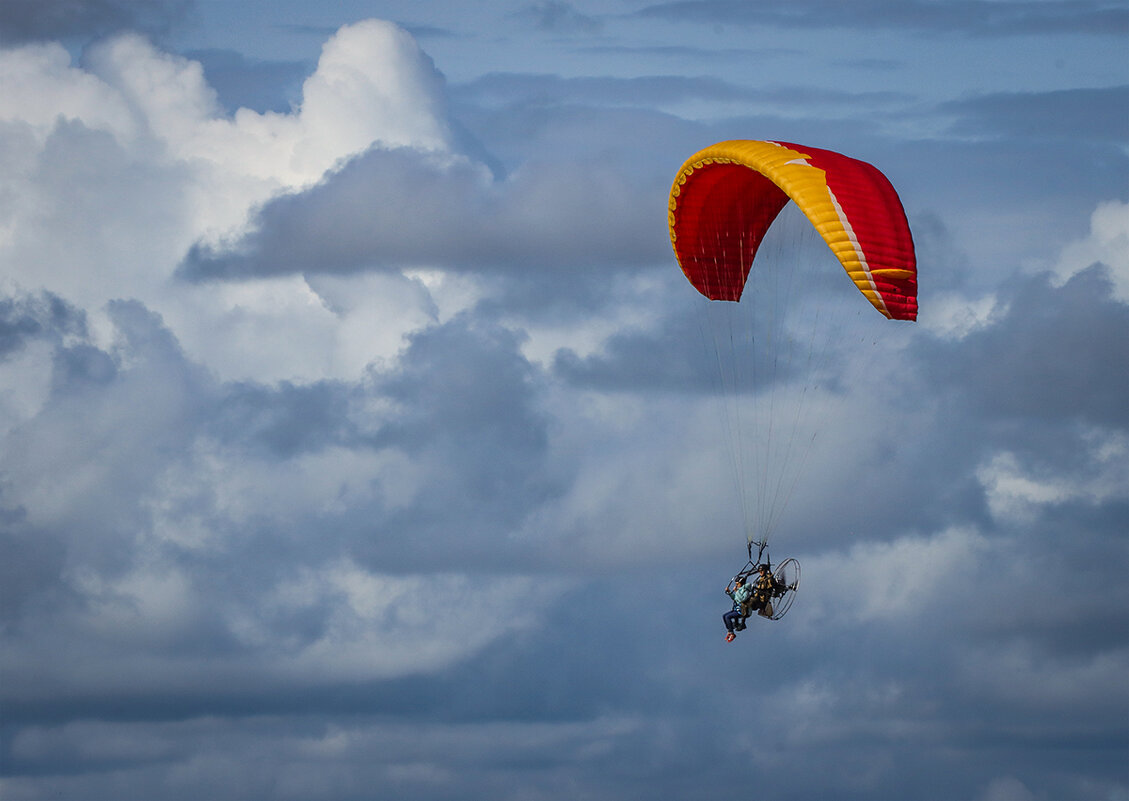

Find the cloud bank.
[{"left": 1, "top": 11, "right": 1126, "bottom": 801}]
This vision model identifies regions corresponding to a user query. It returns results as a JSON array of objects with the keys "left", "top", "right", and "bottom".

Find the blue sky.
[{"left": 1, "top": 2, "right": 1127, "bottom": 800}]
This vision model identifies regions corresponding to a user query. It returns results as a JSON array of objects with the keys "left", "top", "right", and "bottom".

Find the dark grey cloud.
[
  {"left": 811, "top": 262, "right": 1129, "bottom": 542},
  {"left": 552, "top": 203, "right": 902, "bottom": 395},
  {"left": 513, "top": 1, "right": 603, "bottom": 35},
  {"left": 942, "top": 85, "right": 1129, "bottom": 143},
  {"left": 198, "top": 314, "right": 562, "bottom": 569},
  {"left": 455, "top": 71, "right": 908, "bottom": 110},
  {"left": 551, "top": 301, "right": 713, "bottom": 393},
  {"left": 178, "top": 145, "right": 667, "bottom": 282},
  {"left": 370, "top": 314, "right": 547, "bottom": 456},
  {"left": 209, "top": 380, "right": 360, "bottom": 459},
  {"left": 551, "top": 276, "right": 855, "bottom": 396},
  {"left": 0, "top": 296, "right": 214, "bottom": 637},
  {"left": 354, "top": 313, "right": 567, "bottom": 568},
  {"left": 0, "top": 294, "right": 89, "bottom": 626},
  {"left": 832, "top": 262, "right": 1129, "bottom": 543},
  {"left": 0, "top": 292, "right": 87, "bottom": 358},
  {"left": 843, "top": 137, "right": 1127, "bottom": 284},
  {"left": 0, "top": 0, "right": 191, "bottom": 44},
  {"left": 921, "top": 265, "right": 1129, "bottom": 431},
  {"left": 4, "top": 524, "right": 1125, "bottom": 801},
  {"left": 635, "top": 0, "right": 1129, "bottom": 37},
  {"left": 0, "top": 515, "right": 66, "bottom": 631}
]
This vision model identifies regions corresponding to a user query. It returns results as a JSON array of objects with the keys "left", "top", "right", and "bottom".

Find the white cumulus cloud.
[
  {"left": 1054, "top": 199, "right": 1129, "bottom": 302},
  {"left": 0, "top": 20, "right": 460, "bottom": 383}
]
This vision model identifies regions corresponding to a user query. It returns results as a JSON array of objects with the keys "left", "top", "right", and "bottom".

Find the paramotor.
[{"left": 670, "top": 140, "right": 917, "bottom": 624}]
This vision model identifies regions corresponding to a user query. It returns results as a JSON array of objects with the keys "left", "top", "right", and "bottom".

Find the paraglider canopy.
[{"left": 668, "top": 140, "right": 917, "bottom": 320}]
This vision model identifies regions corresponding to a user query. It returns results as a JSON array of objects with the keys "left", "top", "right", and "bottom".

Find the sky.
[{"left": 0, "top": 1, "right": 1127, "bottom": 799}]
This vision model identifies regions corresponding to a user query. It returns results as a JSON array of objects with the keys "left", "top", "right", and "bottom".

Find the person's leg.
[{"left": 723, "top": 611, "right": 738, "bottom": 642}]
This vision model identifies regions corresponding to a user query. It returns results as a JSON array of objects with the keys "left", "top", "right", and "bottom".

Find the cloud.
[
  {"left": 186, "top": 48, "right": 309, "bottom": 114},
  {"left": 0, "top": 291, "right": 570, "bottom": 718},
  {"left": 1, "top": 300, "right": 211, "bottom": 555},
  {"left": 978, "top": 777, "right": 1037, "bottom": 801},
  {"left": 2, "top": 12, "right": 1127, "bottom": 800},
  {"left": 513, "top": 1, "right": 603, "bottom": 35},
  {"left": 0, "top": 0, "right": 190, "bottom": 45},
  {"left": 1054, "top": 199, "right": 1129, "bottom": 301},
  {"left": 800, "top": 526, "right": 989, "bottom": 625},
  {"left": 877, "top": 138, "right": 1129, "bottom": 292},
  {"left": 178, "top": 144, "right": 665, "bottom": 280},
  {"left": 941, "top": 85, "right": 1129, "bottom": 143},
  {"left": 0, "top": 291, "right": 86, "bottom": 359},
  {"left": 0, "top": 20, "right": 470, "bottom": 383},
  {"left": 208, "top": 379, "right": 360, "bottom": 459},
  {"left": 454, "top": 72, "right": 909, "bottom": 114},
  {"left": 635, "top": 0, "right": 1129, "bottom": 37},
  {"left": 977, "top": 438, "right": 1129, "bottom": 523},
  {"left": 0, "top": 19, "right": 456, "bottom": 265},
  {"left": 919, "top": 265, "right": 1129, "bottom": 430},
  {"left": 550, "top": 210, "right": 882, "bottom": 396}
]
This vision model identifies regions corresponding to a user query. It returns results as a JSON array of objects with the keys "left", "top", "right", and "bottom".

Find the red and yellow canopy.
[{"left": 669, "top": 140, "right": 917, "bottom": 321}]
